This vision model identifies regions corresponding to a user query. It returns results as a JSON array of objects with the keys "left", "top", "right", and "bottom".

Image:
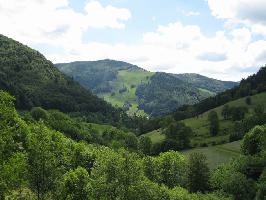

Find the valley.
[{"left": 0, "top": 34, "right": 265, "bottom": 200}]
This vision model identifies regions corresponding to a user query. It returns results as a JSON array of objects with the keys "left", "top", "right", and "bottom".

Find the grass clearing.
[
  {"left": 182, "top": 140, "right": 242, "bottom": 169},
  {"left": 144, "top": 129, "right": 165, "bottom": 144},
  {"left": 144, "top": 92, "right": 266, "bottom": 146},
  {"left": 100, "top": 68, "right": 154, "bottom": 117}
]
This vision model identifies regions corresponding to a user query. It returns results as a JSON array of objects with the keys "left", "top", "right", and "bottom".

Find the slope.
[
  {"left": 143, "top": 92, "right": 266, "bottom": 146},
  {"left": 0, "top": 34, "right": 123, "bottom": 125},
  {"left": 56, "top": 60, "right": 237, "bottom": 117}
]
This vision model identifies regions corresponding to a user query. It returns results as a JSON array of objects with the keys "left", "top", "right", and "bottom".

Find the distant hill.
[
  {"left": 171, "top": 66, "right": 266, "bottom": 122},
  {"left": 0, "top": 34, "right": 126, "bottom": 125},
  {"left": 174, "top": 73, "right": 237, "bottom": 94},
  {"left": 56, "top": 60, "right": 237, "bottom": 117}
]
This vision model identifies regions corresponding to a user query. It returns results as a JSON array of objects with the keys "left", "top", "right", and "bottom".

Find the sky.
[{"left": 1, "top": 0, "right": 266, "bottom": 81}]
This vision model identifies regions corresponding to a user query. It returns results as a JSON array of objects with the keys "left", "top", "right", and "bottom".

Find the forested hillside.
[
  {"left": 1, "top": 90, "right": 265, "bottom": 200},
  {"left": 56, "top": 60, "right": 237, "bottom": 117},
  {"left": 0, "top": 34, "right": 141, "bottom": 128},
  {"left": 175, "top": 73, "right": 237, "bottom": 93}
]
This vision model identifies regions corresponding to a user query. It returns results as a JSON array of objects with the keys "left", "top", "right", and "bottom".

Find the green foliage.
[
  {"left": 208, "top": 111, "right": 219, "bottom": 136},
  {"left": 162, "top": 122, "right": 192, "bottom": 151},
  {"left": 211, "top": 164, "right": 256, "bottom": 200},
  {"left": 142, "top": 151, "right": 187, "bottom": 189},
  {"left": 30, "top": 107, "right": 49, "bottom": 121},
  {"left": 91, "top": 150, "right": 144, "bottom": 200},
  {"left": 221, "top": 105, "right": 230, "bottom": 120},
  {"left": 27, "top": 123, "right": 67, "bottom": 199},
  {"left": 138, "top": 136, "right": 152, "bottom": 155},
  {"left": 60, "top": 167, "right": 91, "bottom": 200},
  {"left": 186, "top": 153, "right": 210, "bottom": 193},
  {"left": 245, "top": 96, "right": 251, "bottom": 105},
  {"left": 257, "top": 169, "right": 266, "bottom": 199},
  {"left": 254, "top": 104, "right": 265, "bottom": 116},
  {"left": 242, "top": 125, "right": 266, "bottom": 155}
]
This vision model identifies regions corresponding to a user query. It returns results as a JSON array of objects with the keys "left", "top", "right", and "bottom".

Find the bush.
[{"left": 30, "top": 107, "right": 49, "bottom": 121}]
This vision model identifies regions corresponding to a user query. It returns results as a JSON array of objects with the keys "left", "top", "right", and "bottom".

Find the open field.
[
  {"left": 144, "top": 92, "right": 266, "bottom": 146},
  {"left": 182, "top": 140, "right": 242, "bottom": 169},
  {"left": 100, "top": 68, "right": 154, "bottom": 117}
]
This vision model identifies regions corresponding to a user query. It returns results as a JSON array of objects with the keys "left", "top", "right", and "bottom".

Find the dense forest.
[{"left": 56, "top": 60, "right": 237, "bottom": 117}]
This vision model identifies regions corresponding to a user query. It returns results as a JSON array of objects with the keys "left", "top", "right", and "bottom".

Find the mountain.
[
  {"left": 0, "top": 34, "right": 125, "bottom": 125},
  {"left": 56, "top": 60, "right": 238, "bottom": 117}
]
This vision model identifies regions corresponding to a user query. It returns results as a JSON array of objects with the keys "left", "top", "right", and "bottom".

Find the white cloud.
[
  {"left": 208, "top": 0, "right": 266, "bottom": 35},
  {"left": 0, "top": 0, "right": 131, "bottom": 47},
  {"left": 1, "top": 0, "right": 266, "bottom": 81},
  {"left": 46, "top": 22, "right": 264, "bottom": 81}
]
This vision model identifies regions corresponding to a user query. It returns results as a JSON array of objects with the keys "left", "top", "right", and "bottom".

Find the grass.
[
  {"left": 183, "top": 92, "right": 266, "bottom": 145},
  {"left": 144, "top": 92, "right": 266, "bottom": 146},
  {"left": 144, "top": 129, "right": 165, "bottom": 144},
  {"left": 87, "top": 123, "right": 116, "bottom": 134},
  {"left": 182, "top": 140, "right": 242, "bottom": 169},
  {"left": 100, "top": 68, "right": 154, "bottom": 117}
]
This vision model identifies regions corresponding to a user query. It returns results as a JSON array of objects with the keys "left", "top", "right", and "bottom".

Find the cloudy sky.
[{"left": 1, "top": 0, "right": 266, "bottom": 81}]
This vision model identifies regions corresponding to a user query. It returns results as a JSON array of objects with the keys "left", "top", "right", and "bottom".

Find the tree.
[
  {"left": 60, "top": 167, "right": 91, "bottom": 200},
  {"left": 211, "top": 165, "right": 256, "bottom": 200},
  {"left": 221, "top": 105, "right": 230, "bottom": 120},
  {"left": 254, "top": 104, "right": 264, "bottom": 116},
  {"left": 242, "top": 125, "right": 266, "bottom": 155},
  {"left": 186, "top": 153, "right": 210, "bottom": 193},
  {"left": 156, "top": 151, "right": 187, "bottom": 188},
  {"left": 163, "top": 122, "right": 192, "bottom": 150},
  {"left": 245, "top": 96, "right": 251, "bottom": 105},
  {"left": 138, "top": 136, "right": 152, "bottom": 155},
  {"left": 257, "top": 169, "right": 266, "bottom": 200},
  {"left": 124, "top": 133, "right": 138, "bottom": 151},
  {"left": 30, "top": 107, "right": 49, "bottom": 121},
  {"left": 91, "top": 150, "right": 144, "bottom": 200},
  {"left": 230, "top": 106, "right": 248, "bottom": 121},
  {"left": 0, "top": 153, "right": 28, "bottom": 195},
  {"left": 208, "top": 111, "right": 219, "bottom": 136},
  {"left": 27, "top": 123, "right": 64, "bottom": 200}
]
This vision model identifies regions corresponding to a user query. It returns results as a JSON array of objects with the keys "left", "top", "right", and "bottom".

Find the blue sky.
[
  {"left": 1, "top": 0, "right": 266, "bottom": 81},
  {"left": 70, "top": 0, "right": 223, "bottom": 44}
]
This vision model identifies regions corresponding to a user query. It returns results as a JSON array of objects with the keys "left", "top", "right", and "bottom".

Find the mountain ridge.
[{"left": 56, "top": 60, "right": 238, "bottom": 117}]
